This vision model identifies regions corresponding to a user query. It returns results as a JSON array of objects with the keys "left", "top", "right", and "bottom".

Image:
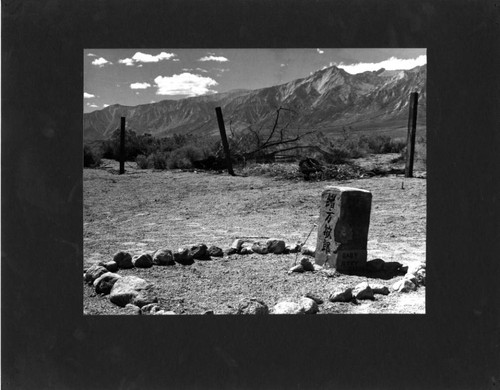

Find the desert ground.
[{"left": 83, "top": 155, "right": 426, "bottom": 315}]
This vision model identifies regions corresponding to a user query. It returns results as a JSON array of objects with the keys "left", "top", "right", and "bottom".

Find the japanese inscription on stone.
[{"left": 315, "top": 186, "right": 372, "bottom": 271}]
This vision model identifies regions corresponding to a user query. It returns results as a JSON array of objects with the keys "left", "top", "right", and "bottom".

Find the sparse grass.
[
  {"left": 239, "top": 163, "right": 302, "bottom": 180},
  {"left": 84, "top": 156, "right": 426, "bottom": 315}
]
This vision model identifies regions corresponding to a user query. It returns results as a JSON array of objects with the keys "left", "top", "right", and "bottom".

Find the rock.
[
  {"left": 298, "top": 297, "right": 319, "bottom": 314},
  {"left": 109, "top": 275, "right": 158, "bottom": 308},
  {"left": 191, "top": 244, "right": 209, "bottom": 260},
  {"left": 366, "top": 258, "right": 385, "bottom": 272},
  {"left": 416, "top": 268, "right": 426, "bottom": 286},
  {"left": 271, "top": 301, "right": 305, "bottom": 314},
  {"left": 353, "top": 282, "right": 375, "bottom": 300},
  {"left": 404, "top": 273, "right": 418, "bottom": 284},
  {"left": 251, "top": 242, "right": 268, "bottom": 255},
  {"left": 300, "top": 257, "right": 315, "bottom": 271},
  {"left": 240, "top": 247, "right": 253, "bottom": 255},
  {"left": 267, "top": 239, "right": 286, "bottom": 254},
  {"left": 154, "top": 310, "right": 176, "bottom": 315},
  {"left": 313, "top": 263, "right": 324, "bottom": 271},
  {"left": 329, "top": 288, "right": 353, "bottom": 302},
  {"left": 392, "top": 279, "right": 417, "bottom": 293},
  {"left": 224, "top": 247, "right": 238, "bottom": 256},
  {"left": 113, "top": 251, "right": 134, "bottom": 269},
  {"left": 304, "top": 293, "right": 324, "bottom": 304},
  {"left": 285, "top": 243, "right": 301, "bottom": 254},
  {"left": 408, "top": 262, "right": 425, "bottom": 275},
  {"left": 237, "top": 298, "right": 269, "bottom": 315},
  {"left": 124, "top": 304, "right": 141, "bottom": 315},
  {"left": 132, "top": 253, "right": 153, "bottom": 268},
  {"left": 302, "top": 246, "right": 316, "bottom": 257},
  {"left": 141, "top": 303, "right": 161, "bottom": 315},
  {"left": 84, "top": 264, "right": 108, "bottom": 285},
  {"left": 207, "top": 246, "right": 224, "bottom": 257},
  {"left": 383, "top": 261, "right": 404, "bottom": 274},
  {"left": 102, "top": 260, "right": 119, "bottom": 273},
  {"left": 203, "top": 310, "right": 214, "bottom": 315},
  {"left": 288, "top": 264, "right": 304, "bottom": 273},
  {"left": 173, "top": 248, "right": 194, "bottom": 265},
  {"left": 93, "top": 272, "right": 122, "bottom": 295},
  {"left": 371, "top": 283, "right": 390, "bottom": 295},
  {"left": 314, "top": 187, "right": 372, "bottom": 271},
  {"left": 231, "top": 239, "right": 245, "bottom": 251},
  {"left": 152, "top": 249, "right": 175, "bottom": 266}
]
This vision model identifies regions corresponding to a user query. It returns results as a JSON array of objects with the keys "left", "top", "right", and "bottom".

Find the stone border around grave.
[
  {"left": 84, "top": 239, "right": 425, "bottom": 315},
  {"left": 84, "top": 238, "right": 307, "bottom": 315}
]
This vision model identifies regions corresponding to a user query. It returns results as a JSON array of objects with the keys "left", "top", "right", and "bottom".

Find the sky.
[{"left": 84, "top": 48, "right": 426, "bottom": 113}]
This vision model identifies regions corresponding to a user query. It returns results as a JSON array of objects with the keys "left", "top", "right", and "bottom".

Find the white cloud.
[
  {"left": 118, "top": 58, "right": 134, "bottom": 66},
  {"left": 87, "top": 53, "right": 97, "bottom": 57},
  {"left": 103, "top": 104, "right": 109, "bottom": 108},
  {"left": 130, "top": 82, "right": 152, "bottom": 89},
  {"left": 213, "top": 68, "right": 229, "bottom": 73},
  {"left": 199, "top": 55, "right": 229, "bottom": 62},
  {"left": 84, "top": 92, "right": 95, "bottom": 98},
  {"left": 154, "top": 72, "right": 218, "bottom": 96},
  {"left": 336, "top": 55, "right": 427, "bottom": 74},
  {"left": 182, "top": 68, "right": 208, "bottom": 73},
  {"left": 92, "top": 57, "right": 111, "bottom": 67},
  {"left": 280, "top": 63, "right": 286, "bottom": 67},
  {"left": 317, "top": 49, "right": 324, "bottom": 54},
  {"left": 133, "top": 51, "right": 176, "bottom": 63},
  {"left": 172, "top": 58, "right": 180, "bottom": 62},
  {"left": 118, "top": 51, "right": 177, "bottom": 66}
]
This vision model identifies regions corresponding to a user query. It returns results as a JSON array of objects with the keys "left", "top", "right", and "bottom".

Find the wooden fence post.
[
  {"left": 119, "top": 117, "right": 125, "bottom": 174},
  {"left": 405, "top": 92, "right": 419, "bottom": 178},
  {"left": 215, "top": 107, "right": 235, "bottom": 176}
]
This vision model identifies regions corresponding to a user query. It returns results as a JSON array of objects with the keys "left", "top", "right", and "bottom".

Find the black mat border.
[{"left": 2, "top": 1, "right": 499, "bottom": 389}]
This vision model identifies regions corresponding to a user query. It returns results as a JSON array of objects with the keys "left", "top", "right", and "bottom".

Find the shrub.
[
  {"left": 136, "top": 154, "right": 149, "bottom": 169},
  {"left": 359, "top": 134, "right": 407, "bottom": 154},
  {"left": 147, "top": 152, "right": 167, "bottom": 170},
  {"left": 397, "top": 139, "right": 427, "bottom": 170},
  {"left": 83, "top": 145, "right": 102, "bottom": 168},
  {"left": 322, "top": 146, "right": 352, "bottom": 164},
  {"left": 167, "top": 145, "right": 205, "bottom": 169},
  {"left": 240, "top": 161, "right": 366, "bottom": 181},
  {"left": 388, "top": 137, "right": 407, "bottom": 153}
]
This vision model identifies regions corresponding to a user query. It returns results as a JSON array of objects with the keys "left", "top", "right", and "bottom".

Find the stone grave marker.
[{"left": 315, "top": 186, "right": 372, "bottom": 271}]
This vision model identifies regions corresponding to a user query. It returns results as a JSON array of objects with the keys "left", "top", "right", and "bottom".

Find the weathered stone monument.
[{"left": 315, "top": 186, "right": 372, "bottom": 271}]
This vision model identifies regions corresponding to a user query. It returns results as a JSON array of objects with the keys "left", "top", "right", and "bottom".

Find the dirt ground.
[{"left": 83, "top": 155, "right": 426, "bottom": 315}]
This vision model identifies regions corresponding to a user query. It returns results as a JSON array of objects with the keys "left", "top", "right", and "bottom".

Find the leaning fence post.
[
  {"left": 215, "top": 107, "right": 235, "bottom": 176},
  {"left": 405, "top": 92, "right": 419, "bottom": 178},
  {"left": 119, "top": 116, "right": 125, "bottom": 174}
]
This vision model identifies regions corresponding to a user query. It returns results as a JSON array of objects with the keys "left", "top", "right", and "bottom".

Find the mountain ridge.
[{"left": 83, "top": 64, "right": 426, "bottom": 140}]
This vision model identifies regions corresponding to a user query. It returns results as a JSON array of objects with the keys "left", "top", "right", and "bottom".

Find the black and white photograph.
[
  {"left": 83, "top": 48, "right": 427, "bottom": 315},
  {"left": 4, "top": 0, "right": 498, "bottom": 387}
]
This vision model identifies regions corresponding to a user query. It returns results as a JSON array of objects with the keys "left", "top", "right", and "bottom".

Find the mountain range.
[{"left": 83, "top": 64, "right": 426, "bottom": 141}]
